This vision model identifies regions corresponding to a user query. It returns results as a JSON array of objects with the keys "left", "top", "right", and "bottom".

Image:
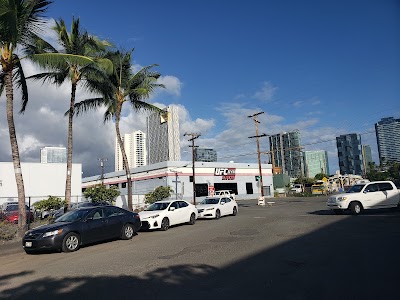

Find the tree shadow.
[{"left": 1, "top": 209, "right": 400, "bottom": 299}]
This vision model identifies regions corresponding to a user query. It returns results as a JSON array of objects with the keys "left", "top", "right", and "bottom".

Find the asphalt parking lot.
[{"left": 1, "top": 196, "right": 400, "bottom": 300}]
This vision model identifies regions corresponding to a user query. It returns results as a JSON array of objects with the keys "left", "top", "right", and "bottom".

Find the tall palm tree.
[
  {"left": 0, "top": 0, "right": 52, "bottom": 238},
  {"left": 27, "top": 17, "right": 112, "bottom": 209},
  {"left": 74, "top": 50, "right": 164, "bottom": 211}
]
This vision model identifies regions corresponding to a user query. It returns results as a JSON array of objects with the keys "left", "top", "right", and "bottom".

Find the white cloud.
[
  {"left": 157, "top": 75, "right": 182, "bottom": 97},
  {"left": 253, "top": 81, "right": 277, "bottom": 102}
]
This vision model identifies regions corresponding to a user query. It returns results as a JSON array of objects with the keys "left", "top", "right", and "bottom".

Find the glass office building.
[
  {"left": 194, "top": 148, "right": 217, "bottom": 162},
  {"left": 375, "top": 117, "right": 400, "bottom": 164},
  {"left": 336, "top": 134, "right": 364, "bottom": 175},
  {"left": 40, "top": 147, "right": 67, "bottom": 163}
]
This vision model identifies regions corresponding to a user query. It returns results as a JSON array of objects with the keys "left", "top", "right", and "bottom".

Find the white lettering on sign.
[{"left": 214, "top": 168, "right": 236, "bottom": 180}]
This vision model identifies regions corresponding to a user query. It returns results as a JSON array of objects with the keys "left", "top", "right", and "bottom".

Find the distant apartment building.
[
  {"left": 195, "top": 148, "right": 217, "bottom": 162},
  {"left": 147, "top": 105, "right": 181, "bottom": 164},
  {"left": 40, "top": 147, "right": 67, "bottom": 163},
  {"left": 362, "top": 145, "right": 373, "bottom": 172},
  {"left": 375, "top": 117, "right": 400, "bottom": 164},
  {"left": 336, "top": 133, "right": 364, "bottom": 175},
  {"left": 115, "top": 130, "right": 147, "bottom": 172},
  {"left": 303, "top": 150, "right": 329, "bottom": 178},
  {"left": 269, "top": 130, "right": 303, "bottom": 178}
]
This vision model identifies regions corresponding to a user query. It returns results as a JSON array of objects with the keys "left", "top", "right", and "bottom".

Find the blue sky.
[{"left": 1, "top": 0, "right": 399, "bottom": 177}]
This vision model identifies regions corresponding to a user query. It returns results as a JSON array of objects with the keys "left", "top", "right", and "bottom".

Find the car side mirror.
[
  {"left": 169, "top": 207, "right": 175, "bottom": 211},
  {"left": 221, "top": 202, "right": 225, "bottom": 205}
]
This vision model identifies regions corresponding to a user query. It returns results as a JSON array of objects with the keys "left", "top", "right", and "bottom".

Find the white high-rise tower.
[
  {"left": 115, "top": 130, "right": 147, "bottom": 171},
  {"left": 147, "top": 105, "right": 181, "bottom": 164}
]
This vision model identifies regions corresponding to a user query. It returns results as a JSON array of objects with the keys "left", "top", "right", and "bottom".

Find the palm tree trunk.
[
  {"left": 5, "top": 70, "right": 27, "bottom": 238},
  {"left": 115, "top": 107, "right": 133, "bottom": 211},
  {"left": 65, "top": 82, "right": 76, "bottom": 209}
]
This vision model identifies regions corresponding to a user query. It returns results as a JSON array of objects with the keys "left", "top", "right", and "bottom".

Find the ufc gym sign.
[{"left": 214, "top": 168, "right": 236, "bottom": 180}]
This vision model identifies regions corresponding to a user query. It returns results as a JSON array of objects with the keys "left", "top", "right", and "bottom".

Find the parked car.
[
  {"left": 290, "top": 184, "right": 303, "bottom": 193},
  {"left": 3, "top": 204, "right": 34, "bottom": 224},
  {"left": 22, "top": 205, "right": 141, "bottom": 254},
  {"left": 197, "top": 196, "right": 238, "bottom": 219},
  {"left": 327, "top": 180, "right": 400, "bottom": 215},
  {"left": 139, "top": 200, "right": 198, "bottom": 231},
  {"left": 214, "top": 190, "right": 236, "bottom": 200},
  {"left": 1, "top": 201, "right": 19, "bottom": 213}
]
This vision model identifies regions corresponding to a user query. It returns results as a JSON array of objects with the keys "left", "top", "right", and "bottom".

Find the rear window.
[{"left": 378, "top": 182, "right": 393, "bottom": 191}]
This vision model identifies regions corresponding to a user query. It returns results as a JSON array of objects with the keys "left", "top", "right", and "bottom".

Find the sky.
[{"left": 0, "top": 0, "right": 399, "bottom": 177}]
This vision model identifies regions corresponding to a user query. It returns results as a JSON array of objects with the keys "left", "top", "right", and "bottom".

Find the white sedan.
[
  {"left": 197, "top": 196, "right": 238, "bottom": 219},
  {"left": 139, "top": 200, "right": 198, "bottom": 231}
]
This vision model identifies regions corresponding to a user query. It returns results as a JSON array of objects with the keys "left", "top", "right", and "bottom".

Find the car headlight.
[
  {"left": 42, "top": 229, "right": 63, "bottom": 238},
  {"left": 150, "top": 214, "right": 160, "bottom": 219},
  {"left": 206, "top": 208, "right": 215, "bottom": 211},
  {"left": 337, "top": 197, "right": 347, "bottom": 201}
]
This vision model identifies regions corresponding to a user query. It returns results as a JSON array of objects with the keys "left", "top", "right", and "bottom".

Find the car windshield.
[
  {"left": 145, "top": 202, "right": 169, "bottom": 211},
  {"left": 200, "top": 198, "right": 219, "bottom": 205},
  {"left": 55, "top": 209, "right": 90, "bottom": 222},
  {"left": 346, "top": 184, "right": 365, "bottom": 193},
  {"left": 5, "top": 205, "right": 19, "bottom": 212}
]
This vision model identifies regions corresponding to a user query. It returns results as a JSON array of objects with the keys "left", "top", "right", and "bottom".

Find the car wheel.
[
  {"left": 232, "top": 206, "right": 237, "bottom": 216},
  {"left": 62, "top": 233, "right": 80, "bottom": 252},
  {"left": 160, "top": 217, "right": 170, "bottom": 231},
  {"left": 350, "top": 202, "right": 362, "bottom": 215},
  {"left": 188, "top": 213, "right": 196, "bottom": 225},
  {"left": 333, "top": 209, "right": 343, "bottom": 215},
  {"left": 121, "top": 223, "right": 134, "bottom": 240},
  {"left": 215, "top": 209, "right": 221, "bottom": 220}
]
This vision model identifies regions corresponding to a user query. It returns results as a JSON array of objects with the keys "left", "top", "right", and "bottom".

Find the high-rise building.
[
  {"left": 147, "top": 105, "right": 181, "bottom": 164},
  {"left": 269, "top": 130, "right": 303, "bottom": 178},
  {"left": 115, "top": 130, "right": 147, "bottom": 171},
  {"left": 336, "top": 133, "right": 364, "bottom": 175},
  {"left": 362, "top": 145, "right": 373, "bottom": 172},
  {"left": 303, "top": 150, "right": 329, "bottom": 178},
  {"left": 375, "top": 117, "right": 400, "bottom": 164},
  {"left": 40, "top": 147, "right": 67, "bottom": 163},
  {"left": 195, "top": 148, "right": 217, "bottom": 162}
]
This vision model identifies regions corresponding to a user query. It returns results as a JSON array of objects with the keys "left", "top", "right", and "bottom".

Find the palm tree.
[
  {"left": 27, "top": 17, "right": 112, "bottom": 209},
  {"left": 74, "top": 50, "right": 164, "bottom": 211},
  {"left": 0, "top": 0, "right": 52, "bottom": 238}
]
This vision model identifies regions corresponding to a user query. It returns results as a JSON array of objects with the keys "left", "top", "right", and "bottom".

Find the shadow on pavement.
[{"left": 1, "top": 210, "right": 400, "bottom": 299}]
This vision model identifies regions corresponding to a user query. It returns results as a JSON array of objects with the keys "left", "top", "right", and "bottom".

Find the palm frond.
[
  {"left": 27, "top": 71, "right": 68, "bottom": 85},
  {"left": 0, "top": 71, "right": 5, "bottom": 96},
  {"left": 31, "top": 52, "right": 94, "bottom": 69},
  {"left": 68, "top": 97, "right": 105, "bottom": 117},
  {"left": 13, "top": 56, "right": 29, "bottom": 113}
]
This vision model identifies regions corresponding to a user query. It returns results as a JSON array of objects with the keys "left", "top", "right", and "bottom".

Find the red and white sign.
[
  {"left": 208, "top": 186, "right": 215, "bottom": 196},
  {"left": 214, "top": 168, "right": 236, "bottom": 180}
]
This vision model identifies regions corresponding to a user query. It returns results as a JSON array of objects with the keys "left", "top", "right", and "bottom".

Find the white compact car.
[
  {"left": 197, "top": 196, "right": 238, "bottom": 219},
  {"left": 139, "top": 200, "right": 198, "bottom": 231}
]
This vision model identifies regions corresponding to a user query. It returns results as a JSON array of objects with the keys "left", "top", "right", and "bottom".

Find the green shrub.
[
  {"left": 145, "top": 186, "right": 173, "bottom": 204},
  {"left": 33, "top": 196, "right": 66, "bottom": 211},
  {"left": 83, "top": 184, "right": 120, "bottom": 204}
]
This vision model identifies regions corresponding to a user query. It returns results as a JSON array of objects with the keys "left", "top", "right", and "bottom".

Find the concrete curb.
[{"left": 0, "top": 240, "right": 23, "bottom": 256}]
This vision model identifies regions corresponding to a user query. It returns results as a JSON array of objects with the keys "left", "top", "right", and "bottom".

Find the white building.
[
  {"left": 40, "top": 146, "right": 67, "bottom": 163},
  {"left": 0, "top": 162, "right": 82, "bottom": 206},
  {"left": 115, "top": 130, "right": 147, "bottom": 171},
  {"left": 147, "top": 106, "right": 181, "bottom": 164},
  {"left": 82, "top": 161, "right": 274, "bottom": 210}
]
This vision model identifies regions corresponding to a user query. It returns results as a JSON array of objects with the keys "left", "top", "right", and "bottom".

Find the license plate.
[{"left": 25, "top": 242, "right": 32, "bottom": 247}]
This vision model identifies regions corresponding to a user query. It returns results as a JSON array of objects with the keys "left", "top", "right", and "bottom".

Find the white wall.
[{"left": 0, "top": 162, "right": 82, "bottom": 205}]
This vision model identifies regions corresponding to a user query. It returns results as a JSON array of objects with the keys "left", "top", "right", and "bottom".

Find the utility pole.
[
  {"left": 98, "top": 158, "right": 108, "bottom": 185},
  {"left": 184, "top": 132, "right": 201, "bottom": 205},
  {"left": 248, "top": 112, "right": 267, "bottom": 197}
]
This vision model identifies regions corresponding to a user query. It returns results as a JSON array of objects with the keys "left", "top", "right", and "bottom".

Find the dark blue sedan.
[{"left": 22, "top": 206, "right": 141, "bottom": 254}]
